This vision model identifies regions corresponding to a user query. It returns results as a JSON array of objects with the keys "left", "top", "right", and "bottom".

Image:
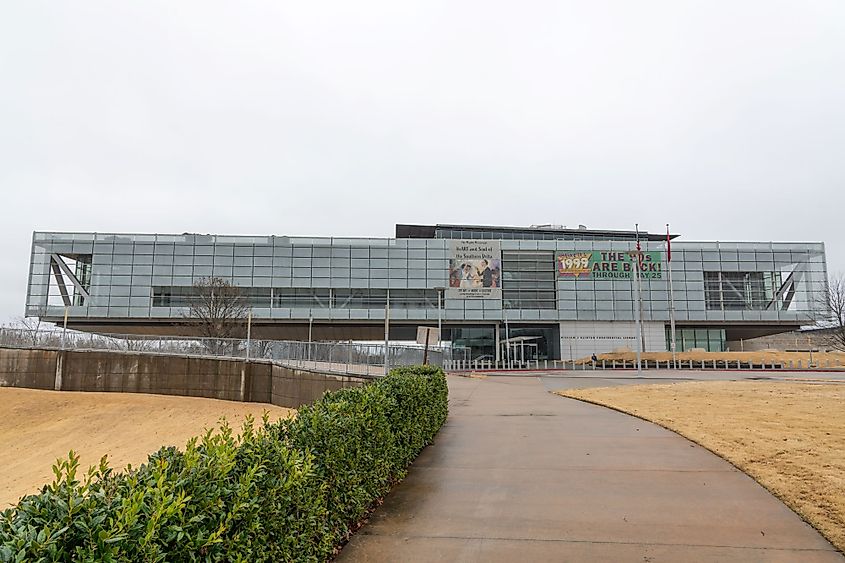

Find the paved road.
[{"left": 337, "top": 374, "right": 842, "bottom": 562}]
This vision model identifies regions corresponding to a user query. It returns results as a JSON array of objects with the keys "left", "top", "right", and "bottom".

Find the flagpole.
[
  {"left": 633, "top": 224, "right": 643, "bottom": 377},
  {"left": 666, "top": 224, "right": 677, "bottom": 369},
  {"left": 638, "top": 236, "right": 647, "bottom": 350}
]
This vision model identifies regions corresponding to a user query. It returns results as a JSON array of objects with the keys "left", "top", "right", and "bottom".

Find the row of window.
[
  {"left": 86, "top": 267, "right": 446, "bottom": 279},
  {"left": 152, "top": 287, "right": 443, "bottom": 310},
  {"left": 42, "top": 245, "right": 450, "bottom": 259},
  {"left": 57, "top": 245, "right": 805, "bottom": 261},
  {"left": 86, "top": 255, "right": 450, "bottom": 268},
  {"left": 150, "top": 286, "right": 574, "bottom": 311}
]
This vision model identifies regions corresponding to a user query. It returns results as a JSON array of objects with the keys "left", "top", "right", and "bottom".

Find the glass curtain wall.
[
  {"left": 501, "top": 251, "right": 556, "bottom": 309},
  {"left": 667, "top": 327, "right": 726, "bottom": 352}
]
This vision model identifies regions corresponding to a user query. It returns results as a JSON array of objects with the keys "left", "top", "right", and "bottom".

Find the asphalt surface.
[{"left": 337, "top": 373, "right": 842, "bottom": 562}]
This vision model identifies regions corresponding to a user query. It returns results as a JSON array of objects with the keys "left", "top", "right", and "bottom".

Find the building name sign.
[{"left": 557, "top": 251, "right": 663, "bottom": 279}]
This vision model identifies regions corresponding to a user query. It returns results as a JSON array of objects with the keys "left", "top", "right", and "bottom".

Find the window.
[
  {"left": 703, "top": 271, "right": 782, "bottom": 310},
  {"left": 333, "top": 289, "right": 441, "bottom": 309},
  {"left": 501, "top": 251, "right": 556, "bottom": 309},
  {"left": 153, "top": 286, "right": 271, "bottom": 307},
  {"left": 273, "top": 288, "right": 330, "bottom": 308},
  {"left": 669, "top": 327, "right": 725, "bottom": 352}
]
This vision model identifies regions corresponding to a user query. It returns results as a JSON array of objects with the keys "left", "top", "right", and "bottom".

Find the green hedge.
[{"left": 0, "top": 365, "right": 448, "bottom": 562}]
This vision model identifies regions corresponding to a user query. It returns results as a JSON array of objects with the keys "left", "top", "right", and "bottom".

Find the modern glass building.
[{"left": 26, "top": 224, "right": 828, "bottom": 360}]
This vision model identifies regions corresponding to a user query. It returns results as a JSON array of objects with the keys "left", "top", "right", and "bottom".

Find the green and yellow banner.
[{"left": 557, "top": 251, "right": 663, "bottom": 279}]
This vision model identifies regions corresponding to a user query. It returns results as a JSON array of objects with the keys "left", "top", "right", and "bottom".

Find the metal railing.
[
  {"left": 0, "top": 328, "right": 470, "bottom": 377},
  {"left": 444, "top": 357, "right": 845, "bottom": 371}
]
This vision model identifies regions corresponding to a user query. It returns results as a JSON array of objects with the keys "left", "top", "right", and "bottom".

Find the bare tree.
[
  {"left": 10, "top": 316, "right": 46, "bottom": 346},
  {"left": 815, "top": 273, "right": 845, "bottom": 351},
  {"left": 184, "top": 277, "right": 249, "bottom": 354}
]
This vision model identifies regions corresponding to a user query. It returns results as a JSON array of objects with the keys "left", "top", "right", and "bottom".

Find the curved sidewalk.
[{"left": 338, "top": 375, "right": 842, "bottom": 562}]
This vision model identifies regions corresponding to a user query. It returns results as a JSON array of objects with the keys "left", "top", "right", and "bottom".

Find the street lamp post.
[
  {"left": 436, "top": 287, "right": 443, "bottom": 341},
  {"left": 384, "top": 290, "right": 391, "bottom": 376},
  {"left": 307, "top": 314, "right": 313, "bottom": 362}
]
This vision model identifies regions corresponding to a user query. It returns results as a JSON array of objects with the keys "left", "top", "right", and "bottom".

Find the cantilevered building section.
[{"left": 25, "top": 224, "right": 828, "bottom": 360}]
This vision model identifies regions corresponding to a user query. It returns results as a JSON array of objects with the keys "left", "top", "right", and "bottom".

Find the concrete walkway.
[{"left": 337, "top": 375, "right": 842, "bottom": 562}]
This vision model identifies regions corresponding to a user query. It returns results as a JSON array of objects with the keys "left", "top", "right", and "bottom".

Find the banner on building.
[
  {"left": 557, "top": 251, "right": 663, "bottom": 279},
  {"left": 447, "top": 240, "right": 502, "bottom": 299}
]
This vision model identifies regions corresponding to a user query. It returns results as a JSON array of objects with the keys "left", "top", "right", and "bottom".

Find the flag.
[{"left": 666, "top": 224, "right": 671, "bottom": 262}]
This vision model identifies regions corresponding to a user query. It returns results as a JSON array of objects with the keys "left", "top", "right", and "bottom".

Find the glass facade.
[
  {"left": 501, "top": 250, "right": 557, "bottom": 310},
  {"left": 704, "top": 271, "right": 783, "bottom": 310},
  {"left": 25, "top": 229, "right": 828, "bottom": 359},
  {"left": 667, "top": 327, "right": 726, "bottom": 352}
]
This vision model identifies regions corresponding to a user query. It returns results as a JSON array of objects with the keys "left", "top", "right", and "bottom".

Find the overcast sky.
[{"left": 1, "top": 1, "right": 843, "bottom": 322}]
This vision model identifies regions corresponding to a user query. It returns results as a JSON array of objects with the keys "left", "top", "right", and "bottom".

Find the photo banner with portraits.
[{"left": 447, "top": 240, "right": 502, "bottom": 299}]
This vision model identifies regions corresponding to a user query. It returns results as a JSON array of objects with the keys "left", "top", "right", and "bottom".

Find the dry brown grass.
[
  {"left": 0, "top": 388, "right": 294, "bottom": 507},
  {"left": 585, "top": 349, "right": 845, "bottom": 368},
  {"left": 557, "top": 381, "right": 845, "bottom": 552}
]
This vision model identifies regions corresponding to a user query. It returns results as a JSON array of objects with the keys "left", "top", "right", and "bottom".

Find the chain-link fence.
[{"left": 0, "top": 327, "right": 470, "bottom": 377}]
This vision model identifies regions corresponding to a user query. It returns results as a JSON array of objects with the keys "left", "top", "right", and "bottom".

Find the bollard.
[
  {"left": 602, "top": 359, "right": 606, "bottom": 369},
  {"left": 736, "top": 360, "right": 740, "bottom": 369},
  {"left": 545, "top": 360, "right": 548, "bottom": 369}
]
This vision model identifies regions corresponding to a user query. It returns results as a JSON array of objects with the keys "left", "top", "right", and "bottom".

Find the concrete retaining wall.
[
  {"left": 0, "top": 347, "right": 368, "bottom": 408},
  {"left": 0, "top": 349, "right": 56, "bottom": 390}
]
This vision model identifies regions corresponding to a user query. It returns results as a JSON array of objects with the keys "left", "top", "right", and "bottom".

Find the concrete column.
[
  {"left": 240, "top": 361, "right": 247, "bottom": 402},
  {"left": 54, "top": 351, "right": 65, "bottom": 391},
  {"left": 495, "top": 323, "right": 501, "bottom": 364}
]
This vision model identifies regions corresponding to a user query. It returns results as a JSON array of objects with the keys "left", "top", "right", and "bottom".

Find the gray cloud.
[{"left": 1, "top": 0, "right": 843, "bottom": 321}]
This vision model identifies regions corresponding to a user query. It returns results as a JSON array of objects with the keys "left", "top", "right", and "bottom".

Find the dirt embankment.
[
  {"left": 585, "top": 350, "right": 845, "bottom": 368},
  {"left": 0, "top": 388, "right": 294, "bottom": 508}
]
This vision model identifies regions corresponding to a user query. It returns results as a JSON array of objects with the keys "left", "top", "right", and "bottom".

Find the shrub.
[{"left": 0, "top": 365, "right": 448, "bottom": 562}]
